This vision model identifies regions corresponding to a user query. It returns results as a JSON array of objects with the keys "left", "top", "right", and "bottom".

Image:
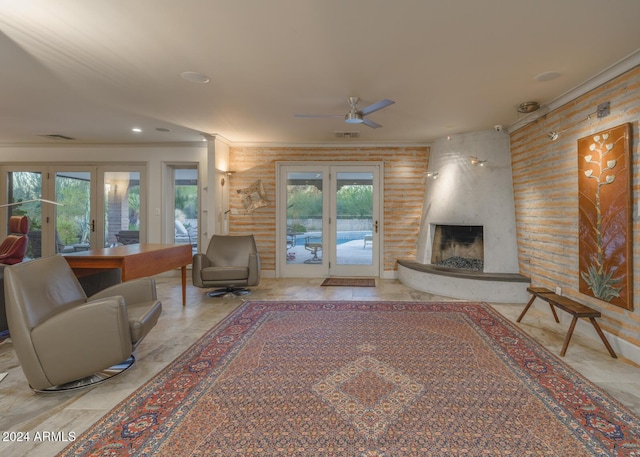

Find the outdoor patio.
[{"left": 286, "top": 237, "right": 373, "bottom": 265}]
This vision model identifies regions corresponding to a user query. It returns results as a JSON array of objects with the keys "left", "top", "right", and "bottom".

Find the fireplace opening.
[{"left": 431, "top": 225, "right": 484, "bottom": 271}]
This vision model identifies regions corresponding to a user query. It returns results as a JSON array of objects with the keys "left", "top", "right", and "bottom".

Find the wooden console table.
[{"left": 64, "top": 243, "right": 192, "bottom": 306}]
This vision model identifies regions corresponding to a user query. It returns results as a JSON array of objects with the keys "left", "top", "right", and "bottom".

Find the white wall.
[
  {"left": 203, "top": 137, "right": 230, "bottom": 243},
  {"left": 416, "top": 129, "right": 519, "bottom": 273}
]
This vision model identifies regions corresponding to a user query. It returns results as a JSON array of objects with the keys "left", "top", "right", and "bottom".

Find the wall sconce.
[
  {"left": 547, "top": 130, "right": 562, "bottom": 141},
  {"left": 221, "top": 171, "right": 235, "bottom": 187},
  {"left": 517, "top": 101, "right": 541, "bottom": 114},
  {"left": 469, "top": 156, "right": 487, "bottom": 166},
  {"left": 547, "top": 101, "right": 610, "bottom": 141},
  {"left": 425, "top": 171, "right": 439, "bottom": 179},
  {"left": 221, "top": 171, "right": 236, "bottom": 186}
]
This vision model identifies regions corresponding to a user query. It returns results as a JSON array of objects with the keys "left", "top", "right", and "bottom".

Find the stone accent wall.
[
  {"left": 510, "top": 66, "right": 640, "bottom": 347},
  {"left": 227, "top": 146, "right": 429, "bottom": 274}
]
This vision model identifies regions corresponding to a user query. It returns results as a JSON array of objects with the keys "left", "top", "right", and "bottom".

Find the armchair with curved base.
[
  {"left": 192, "top": 234, "right": 260, "bottom": 297},
  {"left": 0, "top": 215, "right": 29, "bottom": 265},
  {"left": 4, "top": 255, "right": 162, "bottom": 392}
]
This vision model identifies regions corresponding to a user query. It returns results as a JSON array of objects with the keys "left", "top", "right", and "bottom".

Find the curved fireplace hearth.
[{"left": 398, "top": 260, "right": 530, "bottom": 303}]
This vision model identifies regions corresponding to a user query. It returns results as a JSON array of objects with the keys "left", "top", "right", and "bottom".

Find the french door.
[
  {"left": 1, "top": 165, "right": 145, "bottom": 258},
  {"left": 51, "top": 167, "right": 98, "bottom": 254},
  {"left": 277, "top": 162, "right": 382, "bottom": 277},
  {"left": 2, "top": 169, "right": 47, "bottom": 258}
]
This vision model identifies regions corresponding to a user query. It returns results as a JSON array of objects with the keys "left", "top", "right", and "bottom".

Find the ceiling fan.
[{"left": 295, "top": 96, "right": 395, "bottom": 128}]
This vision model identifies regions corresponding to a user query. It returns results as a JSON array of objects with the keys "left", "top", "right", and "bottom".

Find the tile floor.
[{"left": 1, "top": 276, "right": 639, "bottom": 456}]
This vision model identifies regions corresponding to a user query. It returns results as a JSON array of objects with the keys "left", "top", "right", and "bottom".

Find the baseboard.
[
  {"left": 382, "top": 270, "right": 398, "bottom": 280},
  {"left": 557, "top": 312, "right": 640, "bottom": 366}
]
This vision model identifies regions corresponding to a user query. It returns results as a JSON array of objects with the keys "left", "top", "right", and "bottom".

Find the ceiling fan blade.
[
  {"left": 360, "top": 99, "right": 395, "bottom": 116},
  {"left": 294, "top": 114, "right": 343, "bottom": 118},
  {"left": 362, "top": 118, "right": 382, "bottom": 129}
]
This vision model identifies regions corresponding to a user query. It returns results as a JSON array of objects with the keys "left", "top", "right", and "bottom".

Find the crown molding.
[
  {"left": 0, "top": 141, "right": 205, "bottom": 149},
  {"left": 228, "top": 141, "right": 431, "bottom": 148}
]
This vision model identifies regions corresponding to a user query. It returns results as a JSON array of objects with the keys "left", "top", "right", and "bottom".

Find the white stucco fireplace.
[{"left": 399, "top": 129, "right": 530, "bottom": 303}]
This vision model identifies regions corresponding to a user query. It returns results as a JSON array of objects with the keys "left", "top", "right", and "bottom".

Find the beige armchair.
[
  {"left": 4, "top": 255, "right": 162, "bottom": 392},
  {"left": 192, "top": 234, "right": 260, "bottom": 297}
]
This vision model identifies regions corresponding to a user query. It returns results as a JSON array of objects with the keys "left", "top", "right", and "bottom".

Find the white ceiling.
[{"left": 1, "top": 0, "right": 639, "bottom": 146}]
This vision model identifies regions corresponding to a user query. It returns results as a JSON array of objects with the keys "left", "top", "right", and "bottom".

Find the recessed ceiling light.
[
  {"left": 181, "top": 71, "right": 210, "bottom": 84},
  {"left": 132, "top": 127, "right": 142, "bottom": 133}
]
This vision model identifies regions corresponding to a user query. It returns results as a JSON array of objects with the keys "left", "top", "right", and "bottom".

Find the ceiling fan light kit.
[{"left": 344, "top": 111, "right": 363, "bottom": 124}]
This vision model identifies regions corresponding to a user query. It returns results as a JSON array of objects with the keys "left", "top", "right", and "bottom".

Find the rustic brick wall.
[
  {"left": 510, "top": 66, "right": 640, "bottom": 347},
  {"left": 227, "top": 146, "right": 429, "bottom": 274}
]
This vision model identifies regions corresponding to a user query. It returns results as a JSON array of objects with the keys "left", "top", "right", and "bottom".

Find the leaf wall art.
[{"left": 577, "top": 123, "right": 632, "bottom": 309}]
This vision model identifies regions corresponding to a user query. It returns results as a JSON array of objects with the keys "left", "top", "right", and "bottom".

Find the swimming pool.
[{"left": 290, "top": 231, "right": 372, "bottom": 246}]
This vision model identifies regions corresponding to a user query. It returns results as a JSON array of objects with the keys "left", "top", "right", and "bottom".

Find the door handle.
[
  {"left": 375, "top": 220, "right": 379, "bottom": 233},
  {"left": 91, "top": 219, "right": 96, "bottom": 232}
]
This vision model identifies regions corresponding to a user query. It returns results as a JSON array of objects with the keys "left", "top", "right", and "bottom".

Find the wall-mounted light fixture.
[
  {"left": 425, "top": 171, "right": 439, "bottom": 179},
  {"left": 221, "top": 171, "right": 235, "bottom": 187},
  {"left": 547, "top": 101, "right": 610, "bottom": 141},
  {"left": 470, "top": 156, "right": 487, "bottom": 167},
  {"left": 547, "top": 130, "right": 561, "bottom": 141},
  {"left": 517, "top": 101, "right": 541, "bottom": 114}
]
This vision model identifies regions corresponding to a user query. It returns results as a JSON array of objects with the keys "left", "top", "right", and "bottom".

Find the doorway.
[
  {"left": 165, "top": 165, "right": 199, "bottom": 255},
  {"left": 277, "top": 162, "right": 382, "bottom": 277}
]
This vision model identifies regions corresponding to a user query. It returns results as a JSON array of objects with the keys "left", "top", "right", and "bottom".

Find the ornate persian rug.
[
  {"left": 321, "top": 278, "right": 376, "bottom": 287},
  {"left": 59, "top": 301, "right": 640, "bottom": 456}
]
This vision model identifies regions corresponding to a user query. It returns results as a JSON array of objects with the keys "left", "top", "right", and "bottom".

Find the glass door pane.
[
  {"left": 173, "top": 168, "right": 198, "bottom": 254},
  {"left": 6, "top": 171, "right": 43, "bottom": 259},
  {"left": 280, "top": 168, "right": 328, "bottom": 276},
  {"left": 104, "top": 171, "right": 140, "bottom": 247},
  {"left": 330, "top": 166, "right": 380, "bottom": 277},
  {"left": 55, "top": 171, "right": 93, "bottom": 253},
  {"left": 335, "top": 171, "right": 374, "bottom": 266}
]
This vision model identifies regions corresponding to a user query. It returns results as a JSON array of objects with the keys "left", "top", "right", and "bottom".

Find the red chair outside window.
[{"left": 0, "top": 216, "right": 29, "bottom": 265}]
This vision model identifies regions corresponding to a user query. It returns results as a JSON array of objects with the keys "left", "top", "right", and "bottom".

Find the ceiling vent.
[
  {"left": 334, "top": 131, "right": 360, "bottom": 139},
  {"left": 38, "top": 134, "right": 76, "bottom": 141}
]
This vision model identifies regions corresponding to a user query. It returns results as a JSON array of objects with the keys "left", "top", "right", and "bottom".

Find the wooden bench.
[{"left": 517, "top": 286, "right": 617, "bottom": 358}]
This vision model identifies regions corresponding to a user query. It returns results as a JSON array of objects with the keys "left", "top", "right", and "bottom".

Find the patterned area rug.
[
  {"left": 59, "top": 301, "right": 640, "bottom": 456},
  {"left": 321, "top": 278, "right": 376, "bottom": 287}
]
